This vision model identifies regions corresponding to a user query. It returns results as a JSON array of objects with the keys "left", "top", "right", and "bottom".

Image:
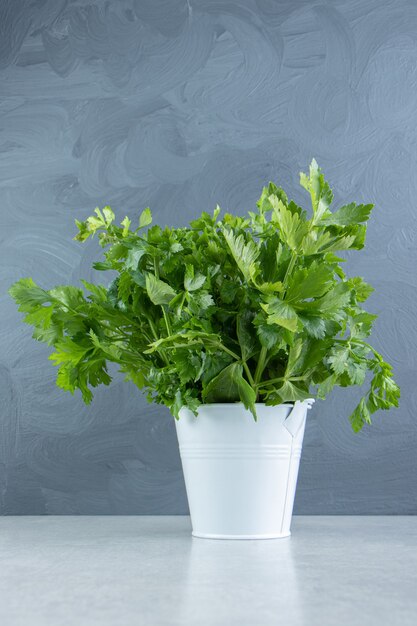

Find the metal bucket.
[{"left": 176, "top": 400, "right": 314, "bottom": 539}]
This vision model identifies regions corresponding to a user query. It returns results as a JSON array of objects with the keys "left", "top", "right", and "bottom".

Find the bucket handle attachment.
[{"left": 283, "top": 399, "right": 315, "bottom": 438}]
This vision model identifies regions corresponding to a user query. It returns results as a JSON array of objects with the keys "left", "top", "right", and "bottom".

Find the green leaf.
[
  {"left": 349, "top": 311, "right": 378, "bottom": 339},
  {"left": 269, "top": 380, "right": 311, "bottom": 403},
  {"left": 139, "top": 208, "right": 152, "bottom": 229},
  {"left": 285, "top": 338, "right": 304, "bottom": 376},
  {"left": 74, "top": 219, "right": 91, "bottom": 242},
  {"left": 270, "top": 195, "right": 308, "bottom": 251},
  {"left": 350, "top": 398, "right": 372, "bottom": 433},
  {"left": 289, "top": 338, "right": 331, "bottom": 378},
  {"left": 257, "top": 182, "right": 288, "bottom": 213},
  {"left": 300, "top": 282, "right": 351, "bottom": 317},
  {"left": 328, "top": 345, "right": 350, "bottom": 375},
  {"left": 202, "top": 362, "right": 241, "bottom": 403},
  {"left": 327, "top": 342, "right": 369, "bottom": 386},
  {"left": 145, "top": 273, "right": 176, "bottom": 306},
  {"left": 121, "top": 216, "right": 131, "bottom": 236},
  {"left": 9, "top": 278, "right": 51, "bottom": 311},
  {"left": 171, "top": 348, "right": 203, "bottom": 384},
  {"left": 200, "top": 351, "right": 234, "bottom": 386},
  {"left": 184, "top": 264, "right": 206, "bottom": 291},
  {"left": 259, "top": 235, "right": 285, "bottom": 282},
  {"left": 125, "top": 246, "right": 146, "bottom": 270},
  {"left": 301, "top": 230, "right": 332, "bottom": 256},
  {"left": 55, "top": 363, "right": 77, "bottom": 393},
  {"left": 286, "top": 262, "right": 334, "bottom": 302},
  {"left": 93, "top": 261, "right": 114, "bottom": 271},
  {"left": 32, "top": 320, "right": 63, "bottom": 345},
  {"left": 170, "top": 388, "right": 201, "bottom": 420},
  {"left": 237, "top": 373, "right": 257, "bottom": 419},
  {"left": 171, "top": 390, "right": 184, "bottom": 420},
  {"left": 261, "top": 298, "right": 300, "bottom": 332},
  {"left": 23, "top": 304, "right": 54, "bottom": 330},
  {"left": 368, "top": 358, "right": 400, "bottom": 412},
  {"left": 117, "top": 272, "right": 132, "bottom": 304},
  {"left": 102, "top": 206, "right": 115, "bottom": 225},
  {"left": 82, "top": 207, "right": 115, "bottom": 238},
  {"left": 49, "top": 286, "right": 85, "bottom": 310},
  {"left": 237, "top": 310, "right": 258, "bottom": 360},
  {"left": 89, "top": 330, "right": 122, "bottom": 361},
  {"left": 81, "top": 280, "right": 107, "bottom": 303},
  {"left": 255, "top": 320, "right": 284, "bottom": 350},
  {"left": 347, "top": 277, "right": 374, "bottom": 303},
  {"left": 317, "top": 374, "right": 338, "bottom": 400},
  {"left": 222, "top": 229, "right": 259, "bottom": 282},
  {"left": 202, "top": 362, "right": 256, "bottom": 418},
  {"left": 346, "top": 358, "right": 367, "bottom": 385},
  {"left": 256, "top": 281, "right": 284, "bottom": 295},
  {"left": 320, "top": 203, "right": 373, "bottom": 226},
  {"left": 298, "top": 315, "right": 340, "bottom": 339},
  {"left": 186, "top": 291, "right": 214, "bottom": 316},
  {"left": 49, "top": 338, "right": 90, "bottom": 367},
  {"left": 300, "top": 159, "right": 334, "bottom": 223},
  {"left": 120, "top": 365, "right": 145, "bottom": 389},
  {"left": 219, "top": 280, "right": 239, "bottom": 303}
]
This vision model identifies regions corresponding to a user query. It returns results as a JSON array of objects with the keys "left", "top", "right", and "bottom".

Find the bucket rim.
[{"left": 179, "top": 400, "right": 315, "bottom": 410}]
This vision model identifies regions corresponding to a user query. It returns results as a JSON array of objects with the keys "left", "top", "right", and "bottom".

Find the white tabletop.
[{"left": 1, "top": 516, "right": 416, "bottom": 626}]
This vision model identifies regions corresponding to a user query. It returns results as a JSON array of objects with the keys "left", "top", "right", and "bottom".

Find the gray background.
[{"left": 1, "top": 0, "right": 416, "bottom": 515}]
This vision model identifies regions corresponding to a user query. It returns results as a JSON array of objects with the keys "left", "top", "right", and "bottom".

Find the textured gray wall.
[{"left": 1, "top": 0, "right": 416, "bottom": 515}]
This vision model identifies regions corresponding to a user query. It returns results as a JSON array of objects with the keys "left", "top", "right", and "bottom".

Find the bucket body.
[{"left": 176, "top": 400, "right": 314, "bottom": 540}]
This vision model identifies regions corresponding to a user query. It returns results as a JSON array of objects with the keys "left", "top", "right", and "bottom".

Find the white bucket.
[{"left": 176, "top": 400, "right": 314, "bottom": 540}]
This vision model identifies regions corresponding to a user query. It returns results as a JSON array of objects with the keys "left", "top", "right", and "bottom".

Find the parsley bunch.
[{"left": 10, "top": 160, "right": 400, "bottom": 431}]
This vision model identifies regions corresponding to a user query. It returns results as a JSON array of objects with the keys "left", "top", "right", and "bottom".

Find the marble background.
[{"left": 1, "top": 0, "right": 416, "bottom": 514}]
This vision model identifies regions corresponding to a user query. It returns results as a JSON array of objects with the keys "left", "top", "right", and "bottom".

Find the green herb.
[{"left": 9, "top": 162, "right": 400, "bottom": 431}]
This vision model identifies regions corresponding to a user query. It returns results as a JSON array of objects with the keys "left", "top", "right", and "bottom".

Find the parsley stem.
[
  {"left": 256, "top": 375, "right": 306, "bottom": 388},
  {"left": 162, "top": 307, "right": 172, "bottom": 336},
  {"left": 351, "top": 339, "right": 384, "bottom": 362},
  {"left": 335, "top": 338, "right": 384, "bottom": 363},
  {"left": 152, "top": 257, "right": 173, "bottom": 339},
  {"left": 148, "top": 317, "right": 170, "bottom": 366},
  {"left": 242, "top": 362, "right": 256, "bottom": 388},
  {"left": 254, "top": 346, "right": 268, "bottom": 386},
  {"left": 212, "top": 341, "right": 255, "bottom": 387}
]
